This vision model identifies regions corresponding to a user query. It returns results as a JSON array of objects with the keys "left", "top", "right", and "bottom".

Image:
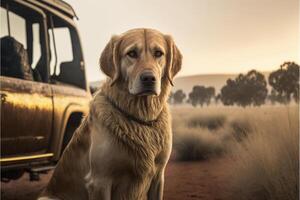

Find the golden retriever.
[{"left": 39, "top": 28, "right": 182, "bottom": 200}]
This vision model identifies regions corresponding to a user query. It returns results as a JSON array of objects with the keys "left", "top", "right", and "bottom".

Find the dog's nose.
[{"left": 140, "top": 72, "right": 156, "bottom": 86}]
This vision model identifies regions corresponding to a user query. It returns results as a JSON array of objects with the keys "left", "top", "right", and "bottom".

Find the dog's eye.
[
  {"left": 154, "top": 50, "right": 163, "bottom": 58},
  {"left": 127, "top": 50, "right": 138, "bottom": 58}
]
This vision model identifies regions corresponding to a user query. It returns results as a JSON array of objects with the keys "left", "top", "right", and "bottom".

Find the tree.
[
  {"left": 220, "top": 79, "right": 236, "bottom": 106},
  {"left": 220, "top": 70, "right": 268, "bottom": 107},
  {"left": 268, "top": 89, "right": 287, "bottom": 104},
  {"left": 215, "top": 93, "right": 222, "bottom": 104},
  {"left": 173, "top": 89, "right": 186, "bottom": 104},
  {"left": 189, "top": 86, "right": 205, "bottom": 107},
  {"left": 168, "top": 91, "right": 174, "bottom": 104},
  {"left": 206, "top": 87, "right": 215, "bottom": 105},
  {"left": 269, "top": 62, "right": 299, "bottom": 103},
  {"left": 188, "top": 85, "right": 216, "bottom": 107}
]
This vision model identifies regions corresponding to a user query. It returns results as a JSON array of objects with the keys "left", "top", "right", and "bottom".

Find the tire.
[{"left": 1, "top": 170, "right": 24, "bottom": 182}]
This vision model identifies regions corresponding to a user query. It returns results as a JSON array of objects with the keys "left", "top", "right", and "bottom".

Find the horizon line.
[{"left": 89, "top": 70, "right": 273, "bottom": 83}]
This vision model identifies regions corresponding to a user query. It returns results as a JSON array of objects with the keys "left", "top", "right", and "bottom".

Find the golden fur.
[{"left": 39, "top": 28, "right": 182, "bottom": 200}]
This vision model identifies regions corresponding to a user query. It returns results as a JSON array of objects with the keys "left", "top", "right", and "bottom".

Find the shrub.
[
  {"left": 173, "top": 128, "right": 225, "bottom": 161},
  {"left": 187, "top": 115, "right": 226, "bottom": 130},
  {"left": 229, "top": 118, "right": 252, "bottom": 141}
]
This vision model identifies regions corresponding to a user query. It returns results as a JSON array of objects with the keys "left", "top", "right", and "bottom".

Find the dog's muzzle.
[{"left": 138, "top": 71, "right": 157, "bottom": 96}]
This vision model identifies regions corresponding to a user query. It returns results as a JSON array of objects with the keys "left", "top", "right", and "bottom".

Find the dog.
[{"left": 39, "top": 28, "right": 182, "bottom": 200}]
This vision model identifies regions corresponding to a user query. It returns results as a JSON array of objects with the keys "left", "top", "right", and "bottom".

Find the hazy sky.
[{"left": 66, "top": 0, "right": 299, "bottom": 81}]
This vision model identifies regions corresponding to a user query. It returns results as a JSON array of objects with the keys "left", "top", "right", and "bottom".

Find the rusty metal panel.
[{"left": 1, "top": 76, "right": 53, "bottom": 158}]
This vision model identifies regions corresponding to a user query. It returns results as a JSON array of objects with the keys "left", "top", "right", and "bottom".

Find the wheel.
[{"left": 1, "top": 170, "right": 24, "bottom": 182}]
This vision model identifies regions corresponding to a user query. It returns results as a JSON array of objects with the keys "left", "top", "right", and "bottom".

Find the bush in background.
[
  {"left": 187, "top": 114, "right": 226, "bottom": 130},
  {"left": 173, "top": 127, "right": 227, "bottom": 161},
  {"left": 229, "top": 118, "right": 252, "bottom": 141}
]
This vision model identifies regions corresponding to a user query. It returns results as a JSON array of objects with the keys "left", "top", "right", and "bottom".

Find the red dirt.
[
  {"left": 164, "top": 157, "right": 232, "bottom": 200},
  {"left": 1, "top": 157, "right": 232, "bottom": 200}
]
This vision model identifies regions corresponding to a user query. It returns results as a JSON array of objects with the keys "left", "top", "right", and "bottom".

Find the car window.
[
  {"left": 0, "top": 7, "right": 27, "bottom": 48},
  {"left": 0, "top": 8, "right": 8, "bottom": 36},
  {"left": 0, "top": 4, "right": 45, "bottom": 82},
  {"left": 49, "top": 27, "right": 73, "bottom": 75},
  {"left": 32, "top": 23, "right": 41, "bottom": 69},
  {"left": 48, "top": 15, "right": 86, "bottom": 89}
]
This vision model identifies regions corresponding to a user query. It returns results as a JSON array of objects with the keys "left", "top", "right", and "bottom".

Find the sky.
[{"left": 66, "top": 0, "right": 299, "bottom": 81}]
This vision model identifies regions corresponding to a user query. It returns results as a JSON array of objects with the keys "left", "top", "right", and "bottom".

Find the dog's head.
[{"left": 100, "top": 28, "right": 182, "bottom": 96}]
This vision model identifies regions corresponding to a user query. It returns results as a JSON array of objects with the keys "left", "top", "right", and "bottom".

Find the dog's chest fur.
[{"left": 89, "top": 95, "right": 171, "bottom": 174}]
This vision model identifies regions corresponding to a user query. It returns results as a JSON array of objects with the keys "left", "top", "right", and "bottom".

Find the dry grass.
[
  {"left": 229, "top": 118, "right": 252, "bottom": 141},
  {"left": 171, "top": 105, "right": 252, "bottom": 161},
  {"left": 171, "top": 105, "right": 299, "bottom": 200},
  {"left": 187, "top": 114, "right": 226, "bottom": 130},
  {"left": 173, "top": 127, "right": 226, "bottom": 161},
  {"left": 227, "top": 106, "right": 299, "bottom": 200},
  {"left": 171, "top": 107, "right": 232, "bottom": 161}
]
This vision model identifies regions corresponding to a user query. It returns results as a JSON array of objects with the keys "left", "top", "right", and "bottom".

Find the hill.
[
  {"left": 90, "top": 72, "right": 271, "bottom": 94},
  {"left": 173, "top": 72, "right": 271, "bottom": 94},
  {"left": 173, "top": 73, "right": 237, "bottom": 94}
]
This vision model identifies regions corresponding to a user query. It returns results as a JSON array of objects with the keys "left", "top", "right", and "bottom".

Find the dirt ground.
[
  {"left": 1, "top": 157, "right": 231, "bottom": 200},
  {"left": 164, "top": 158, "right": 231, "bottom": 200}
]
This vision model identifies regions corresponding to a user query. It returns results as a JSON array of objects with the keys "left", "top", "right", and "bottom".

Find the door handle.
[{"left": 0, "top": 92, "right": 7, "bottom": 103}]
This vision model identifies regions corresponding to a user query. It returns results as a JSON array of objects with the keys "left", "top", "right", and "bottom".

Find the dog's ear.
[
  {"left": 99, "top": 35, "right": 122, "bottom": 86},
  {"left": 165, "top": 35, "right": 182, "bottom": 86}
]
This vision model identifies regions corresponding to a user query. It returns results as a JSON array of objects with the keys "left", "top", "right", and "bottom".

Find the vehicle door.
[{"left": 0, "top": 0, "right": 53, "bottom": 161}]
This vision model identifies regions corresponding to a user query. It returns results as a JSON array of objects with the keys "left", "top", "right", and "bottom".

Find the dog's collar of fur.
[{"left": 104, "top": 95, "right": 160, "bottom": 126}]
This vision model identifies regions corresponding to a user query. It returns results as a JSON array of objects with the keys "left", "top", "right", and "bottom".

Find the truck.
[{"left": 0, "top": 0, "right": 92, "bottom": 181}]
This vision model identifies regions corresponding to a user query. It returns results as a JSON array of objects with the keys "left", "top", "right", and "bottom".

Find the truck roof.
[{"left": 27, "top": 0, "right": 78, "bottom": 19}]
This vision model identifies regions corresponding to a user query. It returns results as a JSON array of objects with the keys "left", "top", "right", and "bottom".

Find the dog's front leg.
[
  {"left": 86, "top": 177, "right": 112, "bottom": 200},
  {"left": 147, "top": 168, "right": 165, "bottom": 200}
]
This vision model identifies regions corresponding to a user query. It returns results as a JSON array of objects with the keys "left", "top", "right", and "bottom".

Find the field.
[
  {"left": 169, "top": 104, "right": 299, "bottom": 200},
  {"left": 1, "top": 105, "right": 299, "bottom": 200}
]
